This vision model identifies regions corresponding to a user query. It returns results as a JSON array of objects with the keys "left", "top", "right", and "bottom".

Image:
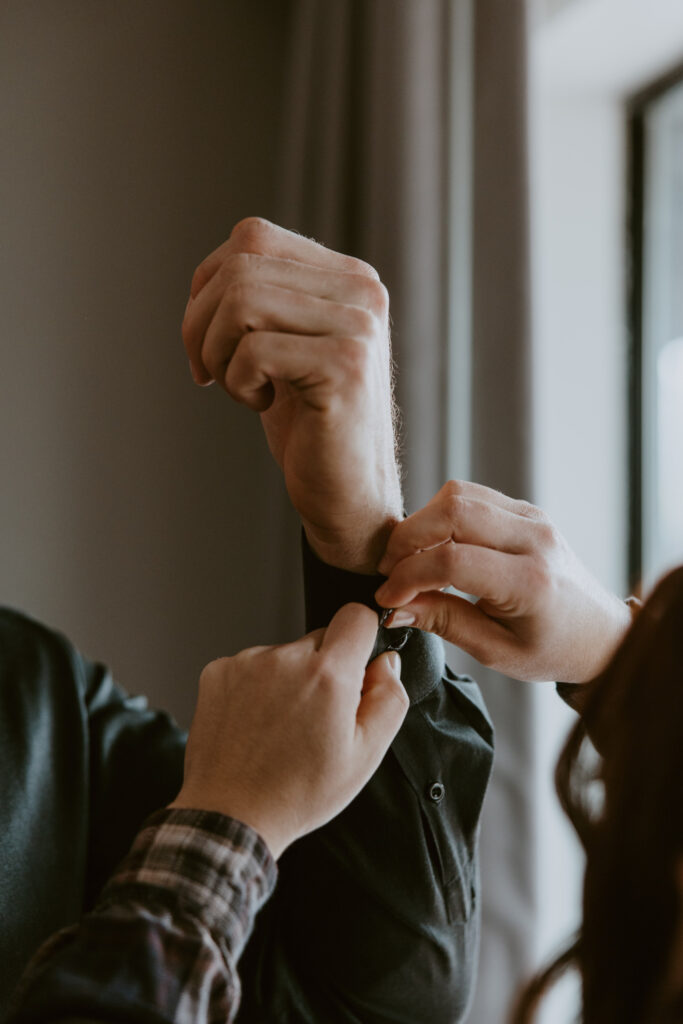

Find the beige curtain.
[
  {"left": 275, "top": 1, "right": 536, "bottom": 1020},
  {"left": 1, "top": 1, "right": 536, "bottom": 1017}
]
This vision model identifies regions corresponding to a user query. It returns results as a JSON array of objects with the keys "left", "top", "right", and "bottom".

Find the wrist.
[
  {"left": 573, "top": 595, "right": 639, "bottom": 684},
  {"left": 303, "top": 511, "right": 402, "bottom": 574},
  {"left": 168, "top": 791, "right": 289, "bottom": 860}
]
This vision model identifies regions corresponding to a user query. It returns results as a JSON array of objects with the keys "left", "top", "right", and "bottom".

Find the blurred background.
[{"left": 1, "top": 1, "right": 682, "bottom": 1021}]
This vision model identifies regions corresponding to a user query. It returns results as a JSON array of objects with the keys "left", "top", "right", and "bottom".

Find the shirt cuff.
[
  {"left": 301, "top": 530, "right": 445, "bottom": 705},
  {"left": 100, "top": 807, "right": 278, "bottom": 960}
]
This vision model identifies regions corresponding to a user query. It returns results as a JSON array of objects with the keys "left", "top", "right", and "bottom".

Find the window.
[{"left": 631, "top": 69, "right": 683, "bottom": 590}]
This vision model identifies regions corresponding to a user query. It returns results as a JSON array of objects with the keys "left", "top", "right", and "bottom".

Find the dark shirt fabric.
[{"left": 0, "top": 539, "right": 494, "bottom": 1024}]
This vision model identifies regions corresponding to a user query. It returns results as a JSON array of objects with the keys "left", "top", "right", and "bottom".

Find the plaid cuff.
[{"left": 100, "top": 808, "right": 277, "bottom": 958}]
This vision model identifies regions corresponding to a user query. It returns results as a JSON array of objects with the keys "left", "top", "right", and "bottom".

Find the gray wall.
[{"left": 0, "top": 1, "right": 301, "bottom": 728}]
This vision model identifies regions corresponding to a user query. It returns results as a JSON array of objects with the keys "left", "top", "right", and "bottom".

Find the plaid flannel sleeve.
[{"left": 7, "top": 808, "right": 278, "bottom": 1024}]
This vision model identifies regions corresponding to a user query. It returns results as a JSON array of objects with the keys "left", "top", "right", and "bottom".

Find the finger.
[
  {"left": 378, "top": 481, "right": 543, "bottom": 575},
  {"left": 383, "top": 592, "right": 519, "bottom": 669},
  {"left": 227, "top": 218, "right": 380, "bottom": 279},
  {"left": 222, "top": 331, "right": 373, "bottom": 411},
  {"left": 182, "top": 291, "right": 214, "bottom": 384},
  {"left": 198, "top": 286, "right": 375, "bottom": 388},
  {"left": 355, "top": 651, "right": 409, "bottom": 755},
  {"left": 318, "top": 603, "right": 380, "bottom": 678},
  {"left": 190, "top": 218, "right": 380, "bottom": 300},
  {"left": 189, "top": 238, "right": 232, "bottom": 299},
  {"left": 378, "top": 492, "right": 540, "bottom": 575},
  {"left": 435, "top": 479, "right": 543, "bottom": 518},
  {"left": 183, "top": 256, "right": 387, "bottom": 380},
  {"left": 290, "top": 627, "right": 327, "bottom": 654},
  {"left": 375, "top": 543, "right": 534, "bottom": 610}
]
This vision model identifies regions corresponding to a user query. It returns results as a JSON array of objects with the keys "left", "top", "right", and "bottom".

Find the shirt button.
[{"left": 428, "top": 781, "right": 445, "bottom": 803}]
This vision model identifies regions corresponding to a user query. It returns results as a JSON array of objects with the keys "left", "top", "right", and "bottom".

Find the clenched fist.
[{"left": 182, "top": 218, "right": 403, "bottom": 573}]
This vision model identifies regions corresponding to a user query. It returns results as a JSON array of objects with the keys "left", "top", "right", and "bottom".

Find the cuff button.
[{"left": 386, "top": 628, "right": 411, "bottom": 653}]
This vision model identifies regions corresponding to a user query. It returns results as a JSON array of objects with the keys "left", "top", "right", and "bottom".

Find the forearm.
[{"left": 7, "top": 809, "right": 277, "bottom": 1024}]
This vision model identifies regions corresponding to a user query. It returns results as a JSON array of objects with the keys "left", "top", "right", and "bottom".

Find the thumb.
[
  {"left": 355, "top": 651, "right": 408, "bottom": 756},
  {"left": 387, "top": 591, "right": 509, "bottom": 664}
]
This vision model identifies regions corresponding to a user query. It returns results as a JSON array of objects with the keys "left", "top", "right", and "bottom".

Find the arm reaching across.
[
  {"left": 375, "top": 480, "right": 632, "bottom": 684},
  {"left": 7, "top": 605, "right": 407, "bottom": 1024},
  {"left": 182, "top": 217, "right": 402, "bottom": 573}
]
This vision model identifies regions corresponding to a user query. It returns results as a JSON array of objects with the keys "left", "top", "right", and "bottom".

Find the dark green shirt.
[{"left": 0, "top": 542, "right": 493, "bottom": 1023}]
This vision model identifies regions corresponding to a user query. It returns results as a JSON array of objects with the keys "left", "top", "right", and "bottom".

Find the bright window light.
[{"left": 657, "top": 338, "right": 683, "bottom": 574}]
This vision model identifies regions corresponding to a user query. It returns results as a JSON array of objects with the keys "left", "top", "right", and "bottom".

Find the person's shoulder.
[
  {"left": 0, "top": 605, "right": 89, "bottom": 693},
  {"left": 0, "top": 604, "right": 73, "bottom": 647}
]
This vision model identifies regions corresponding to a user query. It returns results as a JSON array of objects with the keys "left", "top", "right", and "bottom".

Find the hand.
[
  {"left": 182, "top": 218, "right": 403, "bottom": 573},
  {"left": 169, "top": 604, "right": 408, "bottom": 859},
  {"left": 374, "top": 480, "right": 632, "bottom": 683}
]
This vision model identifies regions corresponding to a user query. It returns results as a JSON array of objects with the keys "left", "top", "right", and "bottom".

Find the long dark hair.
[{"left": 511, "top": 566, "right": 683, "bottom": 1024}]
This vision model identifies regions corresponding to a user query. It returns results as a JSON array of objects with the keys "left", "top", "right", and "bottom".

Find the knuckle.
[
  {"left": 230, "top": 216, "right": 271, "bottom": 253},
  {"left": 349, "top": 255, "right": 380, "bottom": 281},
  {"left": 314, "top": 661, "right": 340, "bottom": 692},
  {"left": 361, "top": 277, "right": 389, "bottom": 317},
  {"left": 442, "top": 479, "right": 464, "bottom": 501},
  {"left": 223, "top": 281, "right": 255, "bottom": 324},
  {"left": 345, "top": 306, "right": 376, "bottom": 339},
  {"left": 222, "top": 251, "right": 257, "bottom": 280},
  {"left": 190, "top": 264, "right": 208, "bottom": 296},
  {"left": 444, "top": 493, "right": 467, "bottom": 529},
  {"left": 444, "top": 540, "right": 464, "bottom": 572},
  {"left": 198, "top": 657, "right": 228, "bottom": 689},
  {"left": 431, "top": 603, "right": 453, "bottom": 639},
  {"left": 534, "top": 518, "right": 559, "bottom": 551},
  {"left": 528, "top": 555, "right": 554, "bottom": 595},
  {"left": 336, "top": 336, "right": 372, "bottom": 381},
  {"left": 517, "top": 499, "right": 544, "bottom": 521}
]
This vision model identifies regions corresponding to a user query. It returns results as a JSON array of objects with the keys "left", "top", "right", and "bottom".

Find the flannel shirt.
[{"left": 7, "top": 807, "right": 277, "bottom": 1024}]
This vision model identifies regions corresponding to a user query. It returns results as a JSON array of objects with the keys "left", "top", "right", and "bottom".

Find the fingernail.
[
  {"left": 387, "top": 651, "right": 401, "bottom": 676},
  {"left": 375, "top": 583, "right": 389, "bottom": 603},
  {"left": 385, "top": 610, "right": 415, "bottom": 628}
]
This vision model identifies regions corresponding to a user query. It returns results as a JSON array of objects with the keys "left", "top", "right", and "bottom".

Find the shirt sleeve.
[
  {"left": 234, "top": 536, "right": 494, "bottom": 1024},
  {"left": 6, "top": 809, "right": 277, "bottom": 1024},
  {"left": 0, "top": 607, "right": 191, "bottom": 1014}
]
